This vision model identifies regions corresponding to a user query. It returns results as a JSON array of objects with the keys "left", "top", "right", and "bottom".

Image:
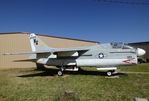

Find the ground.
[{"left": 0, "top": 63, "right": 149, "bottom": 101}]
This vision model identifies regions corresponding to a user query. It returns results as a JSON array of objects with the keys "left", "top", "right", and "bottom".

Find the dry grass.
[{"left": 0, "top": 64, "right": 149, "bottom": 101}]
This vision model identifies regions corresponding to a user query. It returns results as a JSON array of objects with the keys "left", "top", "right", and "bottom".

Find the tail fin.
[{"left": 29, "top": 33, "right": 50, "bottom": 52}]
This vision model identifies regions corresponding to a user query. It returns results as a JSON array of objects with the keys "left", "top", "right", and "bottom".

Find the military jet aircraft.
[{"left": 4, "top": 33, "right": 146, "bottom": 76}]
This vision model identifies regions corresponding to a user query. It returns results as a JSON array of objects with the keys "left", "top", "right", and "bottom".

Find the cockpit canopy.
[{"left": 111, "top": 42, "right": 133, "bottom": 49}]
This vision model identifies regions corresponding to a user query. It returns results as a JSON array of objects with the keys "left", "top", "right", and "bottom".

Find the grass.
[
  {"left": 119, "top": 63, "right": 149, "bottom": 72},
  {"left": 0, "top": 63, "right": 149, "bottom": 101}
]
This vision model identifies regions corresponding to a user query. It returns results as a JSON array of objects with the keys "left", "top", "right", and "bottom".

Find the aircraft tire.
[
  {"left": 58, "top": 70, "right": 63, "bottom": 76},
  {"left": 107, "top": 71, "right": 112, "bottom": 76}
]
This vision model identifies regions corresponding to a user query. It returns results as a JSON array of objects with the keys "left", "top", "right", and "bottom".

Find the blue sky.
[{"left": 0, "top": 0, "right": 149, "bottom": 43}]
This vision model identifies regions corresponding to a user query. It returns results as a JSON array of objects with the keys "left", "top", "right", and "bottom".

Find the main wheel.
[
  {"left": 107, "top": 71, "right": 112, "bottom": 76},
  {"left": 58, "top": 70, "right": 63, "bottom": 76}
]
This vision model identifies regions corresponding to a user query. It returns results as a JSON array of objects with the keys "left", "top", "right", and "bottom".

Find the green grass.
[
  {"left": 0, "top": 64, "right": 149, "bottom": 101},
  {"left": 119, "top": 63, "right": 149, "bottom": 72}
]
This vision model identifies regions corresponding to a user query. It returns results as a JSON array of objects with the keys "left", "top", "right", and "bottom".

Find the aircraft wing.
[
  {"left": 2, "top": 51, "right": 50, "bottom": 55},
  {"left": 52, "top": 48, "right": 89, "bottom": 53},
  {"left": 2, "top": 48, "right": 89, "bottom": 55},
  {"left": 51, "top": 48, "right": 89, "bottom": 57}
]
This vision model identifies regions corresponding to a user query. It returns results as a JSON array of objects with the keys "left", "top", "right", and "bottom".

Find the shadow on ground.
[{"left": 18, "top": 68, "right": 127, "bottom": 77}]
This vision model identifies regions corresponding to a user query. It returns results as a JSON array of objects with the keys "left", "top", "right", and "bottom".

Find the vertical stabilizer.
[{"left": 29, "top": 33, "right": 50, "bottom": 52}]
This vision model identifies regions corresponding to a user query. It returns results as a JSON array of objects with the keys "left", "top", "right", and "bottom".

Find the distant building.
[
  {"left": 0, "top": 32, "right": 148, "bottom": 69},
  {"left": 0, "top": 32, "right": 97, "bottom": 69}
]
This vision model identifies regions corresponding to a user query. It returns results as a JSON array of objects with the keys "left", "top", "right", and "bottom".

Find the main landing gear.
[
  {"left": 57, "top": 68, "right": 64, "bottom": 76},
  {"left": 57, "top": 66, "right": 80, "bottom": 76},
  {"left": 106, "top": 70, "right": 116, "bottom": 76}
]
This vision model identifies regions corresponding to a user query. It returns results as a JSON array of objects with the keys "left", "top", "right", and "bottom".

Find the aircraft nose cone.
[{"left": 137, "top": 48, "right": 146, "bottom": 56}]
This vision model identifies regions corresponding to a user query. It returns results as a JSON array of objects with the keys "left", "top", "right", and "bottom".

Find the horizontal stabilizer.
[{"left": 13, "top": 59, "right": 37, "bottom": 62}]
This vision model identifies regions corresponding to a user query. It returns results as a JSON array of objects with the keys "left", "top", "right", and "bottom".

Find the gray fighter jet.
[{"left": 4, "top": 33, "right": 146, "bottom": 76}]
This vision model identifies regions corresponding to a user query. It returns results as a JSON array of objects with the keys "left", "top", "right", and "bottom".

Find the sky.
[{"left": 0, "top": 0, "right": 149, "bottom": 43}]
